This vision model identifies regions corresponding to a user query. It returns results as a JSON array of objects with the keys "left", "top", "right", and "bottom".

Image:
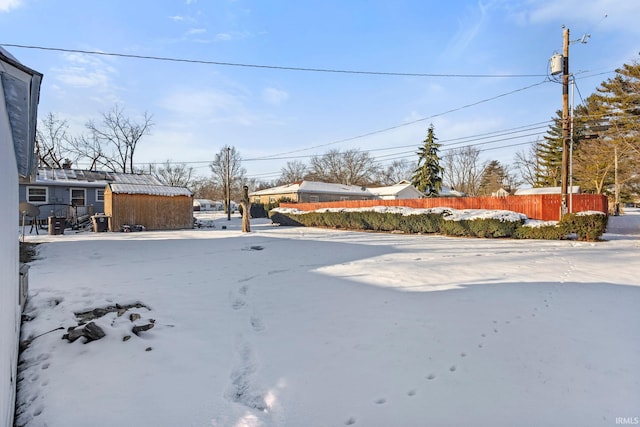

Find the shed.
[{"left": 104, "top": 183, "right": 193, "bottom": 231}]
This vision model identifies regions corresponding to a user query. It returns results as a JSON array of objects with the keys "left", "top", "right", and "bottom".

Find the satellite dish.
[{"left": 19, "top": 202, "right": 40, "bottom": 217}]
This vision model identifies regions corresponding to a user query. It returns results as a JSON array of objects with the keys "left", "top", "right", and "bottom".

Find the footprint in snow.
[
  {"left": 250, "top": 316, "right": 265, "bottom": 332},
  {"left": 374, "top": 398, "right": 387, "bottom": 404}
]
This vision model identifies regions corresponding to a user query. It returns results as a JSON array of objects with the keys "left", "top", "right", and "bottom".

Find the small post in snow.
[{"left": 241, "top": 185, "right": 251, "bottom": 233}]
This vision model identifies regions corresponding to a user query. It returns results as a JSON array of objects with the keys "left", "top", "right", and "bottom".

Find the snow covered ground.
[{"left": 15, "top": 209, "right": 640, "bottom": 427}]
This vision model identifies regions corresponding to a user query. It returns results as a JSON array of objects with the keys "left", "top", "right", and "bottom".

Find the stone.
[
  {"left": 129, "top": 313, "right": 141, "bottom": 322},
  {"left": 122, "top": 335, "right": 131, "bottom": 342},
  {"left": 132, "top": 323, "right": 154, "bottom": 335},
  {"left": 82, "top": 322, "right": 106, "bottom": 342},
  {"left": 65, "top": 327, "right": 85, "bottom": 343}
]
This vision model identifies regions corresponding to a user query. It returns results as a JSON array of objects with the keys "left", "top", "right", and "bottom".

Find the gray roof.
[
  {"left": 1, "top": 47, "right": 43, "bottom": 178},
  {"left": 109, "top": 183, "right": 192, "bottom": 197},
  {"left": 251, "top": 180, "right": 372, "bottom": 197},
  {"left": 35, "top": 167, "right": 165, "bottom": 187}
]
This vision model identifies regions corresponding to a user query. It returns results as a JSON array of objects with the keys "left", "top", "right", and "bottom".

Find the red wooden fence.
[{"left": 279, "top": 194, "right": 608, "bottom": 221}]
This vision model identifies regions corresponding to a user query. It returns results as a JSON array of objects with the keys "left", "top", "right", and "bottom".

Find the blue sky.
[{"left": 1, "top": 0, "right": 639, "bottom": 182}]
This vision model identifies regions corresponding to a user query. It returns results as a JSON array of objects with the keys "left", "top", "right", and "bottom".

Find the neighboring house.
[
  {"left": 1, "top": 47, "right": 42, "bottom": 427},
  {"left": 491, "top": 188, "right": 510, "bottom": 198},
  {"left": 368, "top": 180, "right": 424, "bottom": 200},
  {"left": 250, "top": 180, "right": 374, "bottom": 204},
  {"left": 105, "top": 183, "right": 193, "bottom": 231},
  {"left": 439, "top": 186, "right": 465, "bottom": 197},
  {"left": 514, "top": 186, "right": 580, "bottom": 195},
  {"left": 18, "top": 167, "right": 168, "bottom": 224},
  {"left": 194, "top": 199, "right": 218, "bottom": 211}
]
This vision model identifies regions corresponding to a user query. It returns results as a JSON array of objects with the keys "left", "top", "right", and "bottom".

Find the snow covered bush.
[{"left": 270, "top": 207, "right": 608, "bottom": 241}]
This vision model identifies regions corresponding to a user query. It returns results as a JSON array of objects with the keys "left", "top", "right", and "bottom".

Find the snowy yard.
[{"left": 16, "top": 210, "right": 640, "bottom": 427}]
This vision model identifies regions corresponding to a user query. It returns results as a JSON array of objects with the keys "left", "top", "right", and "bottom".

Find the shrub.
[
  {"left": 269, "top": 208, "right": 607, "bottom": 241},
  {"left": 514, "top": 224, "right": 568, "bottom": 240},
  {"left": 559, "top": 212, "right": 608, "bottom": 241}
]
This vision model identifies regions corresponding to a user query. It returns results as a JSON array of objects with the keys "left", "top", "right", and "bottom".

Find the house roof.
[
  {"left": 368, "top": 182, "right": 423, "bottom": 198},
  {"left": 1, "top": 47, "right": 43, "bottom": 178},
  {"left": 33, "top": 167, "right": 165, "bottom": 188},
  {"left": 251, "top": 180, "right": 372, "bottom": 197},
  {"left": 108, "top": 183, "right": 192, "bottom": 197},
  {"left": 514, "top": 186, "right": 580, "bottom": 195}
]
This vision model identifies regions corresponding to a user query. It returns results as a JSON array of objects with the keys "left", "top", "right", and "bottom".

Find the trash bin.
[
  {"left": 48, "top": 216, "right": 65, "bottom": 235},
  {"left": 91, "top": 214, "right": 110, "bottom": 232}
]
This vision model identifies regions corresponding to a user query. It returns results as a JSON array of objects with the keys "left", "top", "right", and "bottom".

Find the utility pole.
[
  {"left": 560, "top": 27, "right": 570, "bottom": 216},
  {"left": 226, "top": 146, "right": 231, "bottom": 221}
]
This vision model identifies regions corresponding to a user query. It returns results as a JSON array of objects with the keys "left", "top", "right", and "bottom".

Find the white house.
[
  {"left": 368, "top": 180, "right": 424, "bottom": 200},
  {"left": 0, "top": 46, "right": 42, "bottom": 427}
]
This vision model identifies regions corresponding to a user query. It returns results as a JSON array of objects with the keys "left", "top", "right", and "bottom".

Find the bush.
[
  {"left": 559, "top": 212, "right": 608, "bottom": 241},
  {"left": 269, "top": 208, "right": 607, "bottom": 241},
  {"left": 514, "top": 225, "right": 568, "bottom": 240}
]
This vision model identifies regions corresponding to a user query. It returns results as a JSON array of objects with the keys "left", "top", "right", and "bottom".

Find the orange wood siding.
[{"left": 105, "top": 188, "right": 193, "bottom": 231}]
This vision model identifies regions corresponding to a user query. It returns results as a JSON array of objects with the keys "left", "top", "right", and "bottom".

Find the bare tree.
[
  {"left": 307, "top": 148, "right": 379, "bottom": 186},
  {"left": 377, "top": 159, "right": 416, "bottom": 185},
  {"left": 514, "top": 141, "right": 539, "bottom": 187},
  {"left": 85, "top": 105, "right": 153, "bottom": 173},
  {"left": 442, "top": 146, "right": 486, "bottom": 195},
  {"left": 69, "top": 133, "right": 107, "bottom": 171},
  {"left": 152, "top": 160, "right": 195, "bottom": 187},
  {"left": 209, "top": 146, "right": 246, "bottom": 212},
  {"left": 36, "top": 113, "right": 76, "bottom": 168},
  {"left": 278, "top": 160, "right": 308, "bottom": 184}
]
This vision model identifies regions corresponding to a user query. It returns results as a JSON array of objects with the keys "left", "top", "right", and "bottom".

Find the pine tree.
[
  {"left": 573, "top": 62, "right": 640, "bottom": 204},
  {"left": 536, "top": 110, "right": 563, "bottom": 187},
  {"left": 479, "top": 160, "right": 506, "bottom": 196},
  {"left": 412, "top": 124, "right": 443, "bottom": 196}
]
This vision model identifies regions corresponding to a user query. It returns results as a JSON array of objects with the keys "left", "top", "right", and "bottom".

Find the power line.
[
  {"left": 1, "top": 43, "right": 548, "bottom": 79},
  {"left": 253, "top": 79, "right": 552, "bottom": 160}
]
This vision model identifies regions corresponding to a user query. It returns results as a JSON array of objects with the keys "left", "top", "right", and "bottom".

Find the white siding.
[{"left": 0, "top": 82, "right": 20, "bottom": 427}]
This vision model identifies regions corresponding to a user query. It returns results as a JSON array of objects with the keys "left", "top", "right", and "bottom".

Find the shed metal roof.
[
  {"left": 109, "top": 183, "right": 192, "bottom": 197},
  {"left": 35, "top": 167, "right": 165, "bottom": 187}
]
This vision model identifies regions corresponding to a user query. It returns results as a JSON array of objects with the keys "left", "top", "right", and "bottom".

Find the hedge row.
[{"left": 269, "top": 209, "right": 608, "bottom": 241}]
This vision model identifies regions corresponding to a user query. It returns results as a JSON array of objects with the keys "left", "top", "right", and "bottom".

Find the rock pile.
[{"left": 62, "top": 302, "right": 155, "bottom": 344}]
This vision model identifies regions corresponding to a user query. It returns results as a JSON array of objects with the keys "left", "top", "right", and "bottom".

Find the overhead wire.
[{"left": 1, "top": 43, "right": 548, "bottom": 79}]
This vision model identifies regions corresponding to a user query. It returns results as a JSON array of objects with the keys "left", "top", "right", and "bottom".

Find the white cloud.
[
  {"left": 262, "top": 87, "right": 289, "bottom": 106},
  {"left": 48, "top": 52, "right": 123, "bottom": 109},
  {"left": 215, "top": 33, "right": 233, "bottom": 41},
  {"left": 159, "top": 87, "right": 258, "bottom": 126},
  {"left": 0, "top": 0, "right": 22, "bottom": 12},
  {"left": 52, "top": 52, "right": 118, "bottom": 89},
  {"left": 187, "top": 28, "right": 206, "bottom": 35},
  {"left": 513, "top": 0, "right": 640, "bottom": 34},
  {"left": 446, "top": 1, "right": 495, "bottom": 57},
  {"left": 169, "top": 15, "right": 185, "bottom": 22}
]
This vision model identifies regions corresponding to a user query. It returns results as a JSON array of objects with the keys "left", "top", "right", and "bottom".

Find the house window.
[
  {"left": 26, "top": 187, "right": 48, "bottom": 203},
  {"left": 70, "top": 188, "right": 86, "bottom": 206},
  {"left": 309, "top": 196, "right": 319, "bottom": 203},
  {"left": 340, "top": 196, "right": 349, "bottom": 201},
  {"left": 96, "top": 189, "right": 104, "bottom": 202},
  {"left": 269, "top": 197, "right": 276, "bottom": 203}
]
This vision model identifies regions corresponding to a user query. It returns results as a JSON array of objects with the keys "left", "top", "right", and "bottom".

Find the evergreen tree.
[
  {"left": 411, "top": 124, "right": 443, "bottom": 196},
  {"left": 573, "top": 62, "right": 640, "bottom": 204},
  {"left": 536, "top": 110, "right": 563, "bottom": 187},
  {"left": 479, "top": 160, "right": 507, "bottom": 196}
]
